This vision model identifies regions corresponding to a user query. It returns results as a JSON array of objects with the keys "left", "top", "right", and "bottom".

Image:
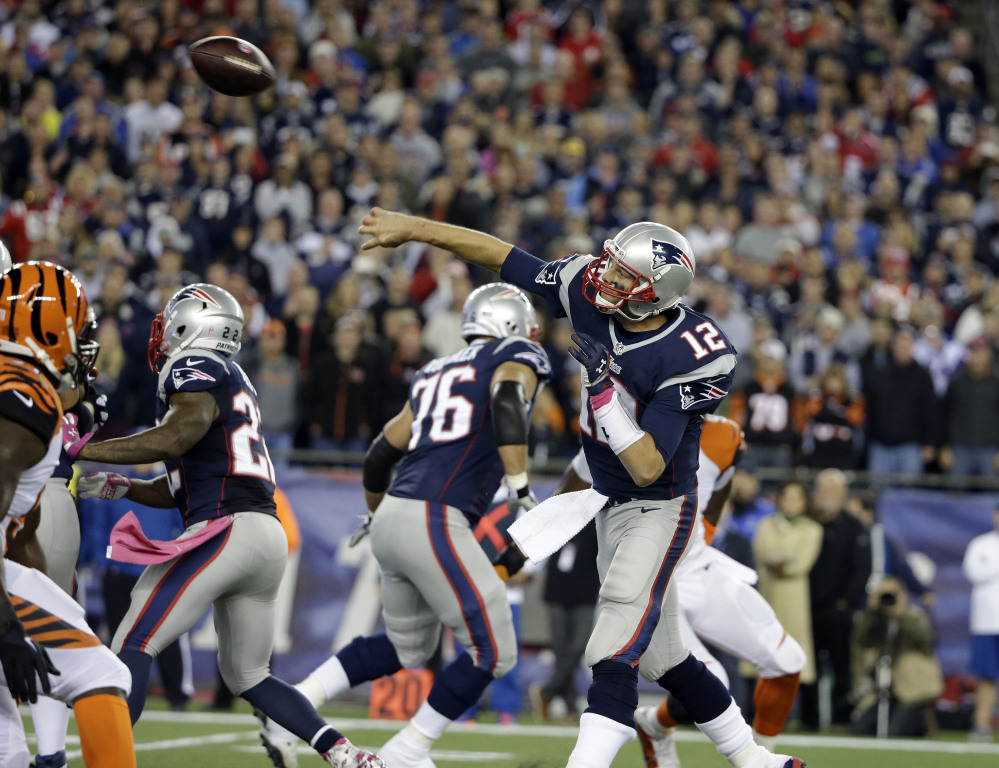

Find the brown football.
[{"left": 189, "top": 36, "right": 276, "bottom": 97}]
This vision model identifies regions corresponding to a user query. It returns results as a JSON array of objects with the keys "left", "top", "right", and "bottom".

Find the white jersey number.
[
  {"left": 681, "top": 322, "right": 727, "bottom": 360},
  {"left": 231, "top": 390, "right": 276, "bottom": 482},
  {"left": 409, "top": 365, "right": 476, "bottom": 449}
]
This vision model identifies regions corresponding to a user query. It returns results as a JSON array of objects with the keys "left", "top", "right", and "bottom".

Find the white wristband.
[
  {"left": 592, "top": 390, "right": 645, "bottom": 455},
  {"left": 505, "top": 472, "right": 529, "bottom": 492}
]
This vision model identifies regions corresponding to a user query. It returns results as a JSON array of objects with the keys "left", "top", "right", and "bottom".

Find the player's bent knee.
[
  {"left": 760, "top": 633, "right": 806, "bottom": 678},
  {"left": 584, "top": 609, "right": 630, "bottom": 669},
  {"left": 219, "top": 657, "right": 269, "bottom": 696},
  {"left": 396, "top": 646, "right": 436, "bottom": 670},
  {"left": 492, "top": 644, "right": 518, "bottom": 679}
]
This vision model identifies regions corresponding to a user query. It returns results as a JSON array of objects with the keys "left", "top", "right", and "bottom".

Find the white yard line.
[
  {"left": 68, "top": 711, "right": 999, "bottom": 757},
  {"left": 64, "top": 730, "right": 258, "bottom": 760}
]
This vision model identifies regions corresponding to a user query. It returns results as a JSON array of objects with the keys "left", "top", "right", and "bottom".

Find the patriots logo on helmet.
[
  {"left": 651, "top": 240, "right": 694, "bottom": 275},
  {"left": 180, "top": 287, "right": 222, "bottom": 307},
  {"left": 680, "top": 375, "right": 729, "bottom": 410}
]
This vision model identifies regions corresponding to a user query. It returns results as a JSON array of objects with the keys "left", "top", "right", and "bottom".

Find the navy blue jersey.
[
  {"left": 390, "top": 338, "right": 551, "bottom": 521},
  {"left": 501, "top": 248, "right": 737, "bottom": 501},
  {"left": 156, "top": 351, "right": 277, "bottom": 526}
]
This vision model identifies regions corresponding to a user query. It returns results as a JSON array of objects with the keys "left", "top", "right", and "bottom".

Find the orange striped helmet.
[{"left": 0, "top": 262, "right": 98, "bottom": 391}]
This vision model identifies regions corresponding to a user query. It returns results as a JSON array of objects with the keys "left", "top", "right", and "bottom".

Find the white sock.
[
  {"left": 753, "top": 729, "right": 778, "bottom": 753},
  {"left": 566, "top": 712, "right": 636, "bottom": 768},
  {"left": 636, "top": 706, "right": 668, "bottom": 738},
  {"left": 30, "top": 696, "right": 70, "bottom": 756},
  {"left": 298, "top": 656, "right": 351, "bottom": 706},
  {"left": 695, "top": 700, "right": 758, "bottom": 766},
  {"left": 410, "top": 701, "right": 452, "bottom": 742}
]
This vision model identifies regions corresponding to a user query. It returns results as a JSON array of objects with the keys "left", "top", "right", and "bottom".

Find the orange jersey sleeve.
[{"left": 699, "top": 414, "right": 744, "bottom": 475}]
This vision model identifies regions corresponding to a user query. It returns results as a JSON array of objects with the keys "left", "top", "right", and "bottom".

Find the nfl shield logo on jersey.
[
  {"left": 651, "top": 240, "right": 694, "bottom": 275},
  {"left": 680, "top": 375, "right": 729, "bottom": 410}
]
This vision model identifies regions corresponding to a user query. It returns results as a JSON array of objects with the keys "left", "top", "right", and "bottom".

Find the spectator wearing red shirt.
[{"left": 0, "top": 170, "right": 62, "bottom": 261}]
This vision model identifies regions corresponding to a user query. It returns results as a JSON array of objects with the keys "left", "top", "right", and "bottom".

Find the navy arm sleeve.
[
  {"left": 499, "top": 247, "right": 567, "bottom": 318},
  {"left": 639, "top": 369, "right": 736, "bottom": 466},
  {"left": 638, "top": 390, "right": 691, "bottom": 467}
]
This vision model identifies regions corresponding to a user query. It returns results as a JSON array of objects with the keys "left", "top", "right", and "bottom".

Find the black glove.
[
  {"left": 494, "top": 544, "right": 528, "bottom": 582},
  {"left": 568, "top": 332, "right": 614, "bottom": 395},
  {"left": 80, "top": 372, "right": 109, "bottom": 435},
  {"left": 0, "top": 605, "right": 58, "bottom": 703}
]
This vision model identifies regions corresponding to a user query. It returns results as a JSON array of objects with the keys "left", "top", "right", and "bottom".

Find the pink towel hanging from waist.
[{"left": 107, "top": 512, "right": 232, "bottom": 565}]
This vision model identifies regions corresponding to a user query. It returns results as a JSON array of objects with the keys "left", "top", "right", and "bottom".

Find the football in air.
[{"left": 188, "top": 36, "right": 276, "bottom": 97}]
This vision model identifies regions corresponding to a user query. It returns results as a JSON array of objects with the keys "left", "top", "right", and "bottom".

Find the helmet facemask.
[{"left": 583, "top": 240, "right": 659, "bottom": 320}]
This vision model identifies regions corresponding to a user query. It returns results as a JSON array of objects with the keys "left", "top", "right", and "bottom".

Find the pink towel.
[{"left": 107, "top": 512, "right": 232, "bottom": 565}]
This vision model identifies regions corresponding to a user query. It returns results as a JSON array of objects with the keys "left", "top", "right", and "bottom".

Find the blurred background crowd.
[{"left": 2, "top": 0, "right": 999, "bottom": 476}]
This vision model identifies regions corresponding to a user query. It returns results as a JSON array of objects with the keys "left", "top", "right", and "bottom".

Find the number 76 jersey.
[
  {"left": 156, "top": 351, "right": 277, "bottom": 526},
  {"left": 389, "top": 337, "right": 551, "bottom": 522}
]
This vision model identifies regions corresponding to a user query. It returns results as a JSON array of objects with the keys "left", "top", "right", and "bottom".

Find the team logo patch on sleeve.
[
  {"left": 680, "top": 375, "right": 729, "bottom": 410},
  {"left": 513, "top": 350, "right": 552, "bottom": 377},
  {"left": 651, "top": 240, "right": 695, "bottom": 274},
  {"left": 534, "top": 260, "right": 562, "bottom": 286},
  {"left": 171, "top": 359, "right": 217, "bottom": 389}
]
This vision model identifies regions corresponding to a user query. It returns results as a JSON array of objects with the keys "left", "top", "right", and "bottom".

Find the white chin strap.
[{"left": 594, "top": 293, "right": 619, "bottom": 311}]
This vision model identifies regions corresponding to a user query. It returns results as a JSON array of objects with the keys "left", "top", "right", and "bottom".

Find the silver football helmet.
[
  {"left": 582, "top": 222, "right": 695, "bottom": 321},
  {"left": 461, "top": 283, "right": 540, "bottom": 342},
  {"left": 0, "top": 238, "right": 12, "bottom": 273},
  {"left": 147, "top": 283, "right": 244, "bottom": 372}
]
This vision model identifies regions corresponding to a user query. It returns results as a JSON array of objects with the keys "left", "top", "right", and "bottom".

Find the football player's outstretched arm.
[
  {"left": 126, "top": 475, "right": 179, "bottom": 508},
  {"left": 362, "top": 404, "right": 413, "bottom": 513},
  {"left": 76, "top": 391, "right": 219, "bottom": 464},
  {"left": 359, "top": 207, "right": 514, "bottom": 273}
]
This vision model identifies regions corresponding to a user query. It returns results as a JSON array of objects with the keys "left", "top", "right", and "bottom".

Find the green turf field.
[{"left": 30, "top": 702, "right": 999, "bottom": 768}]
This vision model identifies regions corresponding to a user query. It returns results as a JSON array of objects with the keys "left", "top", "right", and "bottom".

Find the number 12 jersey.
[{"left": 156, "top": 351, "right": 277, "bottom": 526}]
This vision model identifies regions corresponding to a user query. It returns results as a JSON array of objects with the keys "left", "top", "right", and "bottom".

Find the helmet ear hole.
[
  {"left": 176, "top": 324, "right": 186, "bottom": 336},
  {"left": 45, "top": 332, "right": 59, "bottom": 345}
]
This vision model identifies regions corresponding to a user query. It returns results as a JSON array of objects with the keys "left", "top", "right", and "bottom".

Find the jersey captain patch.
[{"left": 680, "top": 375, "right": 730, "bottom": 410}]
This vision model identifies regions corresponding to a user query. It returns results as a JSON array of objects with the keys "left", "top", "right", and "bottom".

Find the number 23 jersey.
[
  {"left": 389, "top": 337, "right": 551, "bottom": 521},
  {"left": 501, "top": 248, "right": 737, "bottom": 501},
  {"left": 156, "top": 351, "right": 277, "bottom": 526}
]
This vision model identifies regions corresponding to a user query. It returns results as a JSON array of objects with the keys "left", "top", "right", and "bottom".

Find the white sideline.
[{"left": 128, "top": 711, "right": 999, "bottom": 756}]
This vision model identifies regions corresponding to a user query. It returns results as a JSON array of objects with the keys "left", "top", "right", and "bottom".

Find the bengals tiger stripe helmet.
[{"left": 0, "top": 262, "right": 99, "bottom": 392}]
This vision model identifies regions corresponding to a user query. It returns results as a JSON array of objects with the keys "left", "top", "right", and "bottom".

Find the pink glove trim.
[{"left": 590, "top": 387, "right": 616, "bottom": 410}]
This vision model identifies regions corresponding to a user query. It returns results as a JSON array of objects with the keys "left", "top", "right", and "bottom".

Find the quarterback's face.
[{"left": 599, "top": 261, "right": 633, "bottom": 300}]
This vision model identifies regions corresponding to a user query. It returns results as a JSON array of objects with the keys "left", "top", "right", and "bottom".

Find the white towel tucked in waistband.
[{"left": 509, "top": 488, "right": 609, "bottom": 561}]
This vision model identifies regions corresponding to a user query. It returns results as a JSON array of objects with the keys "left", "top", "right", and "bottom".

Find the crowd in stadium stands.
[{"left": 1, "top": 0, "right": 998, "bottom": 475}]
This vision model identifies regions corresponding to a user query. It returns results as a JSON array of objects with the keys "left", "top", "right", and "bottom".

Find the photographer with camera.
[{"left": 849, "top": 576, "right": 943, "bottom": 737}]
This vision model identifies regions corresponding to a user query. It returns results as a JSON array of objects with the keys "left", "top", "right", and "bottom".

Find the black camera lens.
[{"left": 879, "top": 592, "right": 897, "bottom": 608}]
